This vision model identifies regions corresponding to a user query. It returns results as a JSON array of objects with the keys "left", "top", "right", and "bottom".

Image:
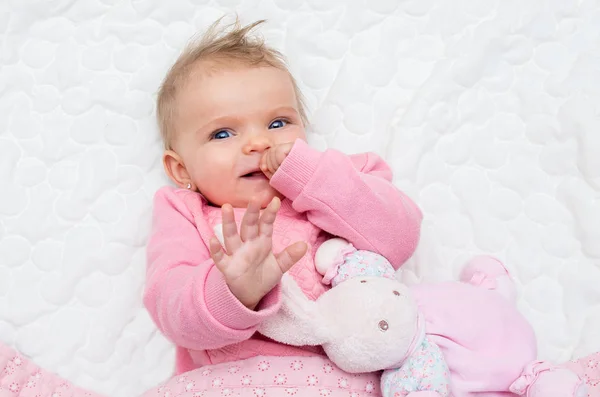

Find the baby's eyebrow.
[
  {"left": 193, "top": 115, "right": 238, "bottom": 136},
  {"left": 270, "top": 106, "right": 299, "bottom": 115}
]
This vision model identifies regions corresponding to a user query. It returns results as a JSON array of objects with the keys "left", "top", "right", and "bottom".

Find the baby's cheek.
[
  {"left": 293, "top": 126, "right": 307, "bottom": 141},
  {"left": 279, "top": 126, "right": 306, "bottom": 143}
]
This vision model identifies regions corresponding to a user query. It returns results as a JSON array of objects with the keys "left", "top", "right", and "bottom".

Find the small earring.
[{"left": 186, "top": 183, "right": 192, "bottom": 189}]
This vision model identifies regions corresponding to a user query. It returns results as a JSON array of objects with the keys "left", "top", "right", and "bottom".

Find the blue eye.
[
  {"left": 212, "top": 130, "right": 232, "bottom": 140},
  {"left": 269, "top": 119, "right": 288, "bottom": 129}
]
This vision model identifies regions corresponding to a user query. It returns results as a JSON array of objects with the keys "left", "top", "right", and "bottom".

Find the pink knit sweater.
[{"left": 144, "top": 139, "right": 423, "bottom": 374}]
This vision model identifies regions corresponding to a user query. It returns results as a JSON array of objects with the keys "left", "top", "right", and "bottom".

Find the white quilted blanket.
[{"left": 1, "top": 1, "right": 599, "bottom": 396}]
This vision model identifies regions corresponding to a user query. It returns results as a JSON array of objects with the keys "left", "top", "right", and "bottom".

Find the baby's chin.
[{"left": 254, "top": 187, "right": 284, "bottom": 209}]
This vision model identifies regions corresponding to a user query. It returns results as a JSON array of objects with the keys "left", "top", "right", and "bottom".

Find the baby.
[{"left": 144, "top": 18, "right": 423, "bottom": 395}]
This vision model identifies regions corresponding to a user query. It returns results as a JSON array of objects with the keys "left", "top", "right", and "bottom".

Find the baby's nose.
[{"left": 242, "top": 135, "right": 272, "bottom": 154}]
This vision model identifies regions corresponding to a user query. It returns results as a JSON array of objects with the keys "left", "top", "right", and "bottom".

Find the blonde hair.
[{"left": 156, "top": 18, "right": 308, "bottom": 150}]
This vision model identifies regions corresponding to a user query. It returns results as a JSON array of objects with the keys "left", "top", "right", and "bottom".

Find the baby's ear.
[
  {"left": 259, "top": 274, "right": 331, "bottom": 346},
  {"left": 163, "top": 150, "right": 193, "bottom": 189}
]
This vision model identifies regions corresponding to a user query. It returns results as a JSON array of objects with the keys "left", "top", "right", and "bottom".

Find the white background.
[{"left": 1, "top": 0, "right": 599, "bottom": 395}]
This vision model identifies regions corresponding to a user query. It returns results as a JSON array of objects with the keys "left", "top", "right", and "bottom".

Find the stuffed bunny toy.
[{"left": 259, "top": 238, "right": 587, "bottom": 397}]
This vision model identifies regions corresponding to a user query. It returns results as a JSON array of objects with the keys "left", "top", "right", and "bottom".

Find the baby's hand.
[
  {"left": 260, "top": 142, "right": 294, "bottom": 179},
  {"left": 209, "top": 197, "right": 307, "bottom": 310}
]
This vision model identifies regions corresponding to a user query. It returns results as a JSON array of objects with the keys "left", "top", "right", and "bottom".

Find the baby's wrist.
[
  {"left": 228, "top": 285, "right": 260, "bottom": 311},
  {"left": 240, "top": 293, "right": 260, "bottom": 311},
  {"left": 237, "top": 284, "right": 281, "bottom": 312}
]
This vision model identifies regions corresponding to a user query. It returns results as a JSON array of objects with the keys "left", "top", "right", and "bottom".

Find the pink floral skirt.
[
  {"left": 566, "top": 352, "right": 600, "bottom": 395},
  {"left": 140, "top": 356, "right": 382, "bottom": 397},
  {"left": 0, "top": 341, "right": 381, "bottom": 397},
  {"left": 2, "top": 339, "right": 599, "bottom": 397}
]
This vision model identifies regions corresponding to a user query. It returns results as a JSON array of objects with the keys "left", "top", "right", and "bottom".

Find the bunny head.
[{"left": 259, "top": 273, "right": 420, "bottom": 373}]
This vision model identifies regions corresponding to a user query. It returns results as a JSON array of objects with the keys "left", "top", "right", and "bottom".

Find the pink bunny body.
[
  {"left": 410, "top": 280, "right": 536, "bottom": 395},
  {"left": 260, "top": 239, "right": 587, "bottom": 397}
]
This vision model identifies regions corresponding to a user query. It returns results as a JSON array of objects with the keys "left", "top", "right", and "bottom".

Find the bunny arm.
[
  {"left": 315, "top": 238, "right": 397, "bottom": 287},
  {"left": 315, "top": 238, "right": 356, "bottom": 279},
  {"left": 406, "top": 392, "right": 443, "bottom": 397}
]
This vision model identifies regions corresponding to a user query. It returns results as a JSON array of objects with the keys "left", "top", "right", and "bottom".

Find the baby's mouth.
[{"left": 241, "top": 171, "right": 264, "bottom": 179}]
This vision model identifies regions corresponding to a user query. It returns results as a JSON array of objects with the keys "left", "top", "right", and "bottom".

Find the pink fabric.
[
  {"left": 2, "top": 339, "right": 597, "bottom": 397},
  {"left": 0, "top": 342, "right": 380, "bottom": 397},
  {"left": 0, "top": 342, "right": 101, "bottom": 397},
  {"left": 567, "top": 353, "right": 600, "bottom": 395},
  {"left": 411, "top": 282, "right": 538, "bottom": 396},
  {"left": 140, "top": 356, "right": 382, "bottom": 397},
  {"left": 144, "top": 139, "right": 423, "bottom": 374}
]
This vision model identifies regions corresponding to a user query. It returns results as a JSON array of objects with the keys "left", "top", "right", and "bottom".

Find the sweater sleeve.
[
  {"left": 143, "top": 187, "right": 281, "bottom": 351},
  {"left": 270, "top": 139, "right": 423, "bottom": 268}
]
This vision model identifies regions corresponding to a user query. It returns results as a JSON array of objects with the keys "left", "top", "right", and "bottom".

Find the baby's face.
[{"left": 170, "top": 64, "right": 306, "bottom": 208}]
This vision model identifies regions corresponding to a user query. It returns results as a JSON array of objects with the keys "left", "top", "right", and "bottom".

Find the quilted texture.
[{"left": 0, "top": 0, "right": 599, "bottom": 396}]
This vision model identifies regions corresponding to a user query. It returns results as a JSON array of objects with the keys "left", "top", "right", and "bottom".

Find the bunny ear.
[{"left": 259, "top": 274, "right": 331, "bottom": 346}]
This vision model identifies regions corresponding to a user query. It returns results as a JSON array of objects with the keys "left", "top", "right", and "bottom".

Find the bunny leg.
[
  {"left": 406, "top": 392, "right": 442, "bottom": 397},
  {"left": 510, "top": 361, "right": 588, "bottom": 397},
  {"left": 459, "top": 255, "right": 517, "bottom": 302}
]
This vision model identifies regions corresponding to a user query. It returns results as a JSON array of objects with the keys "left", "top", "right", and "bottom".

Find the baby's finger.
[
  {"left": 275, "top": 241, "right": 308, "bottom": 274},
  {"left": 268, "top": 149, "right": 279, "bottom": 174},
  {"left": 263, "top": 167, "right": 274, "bottom": 179},
  {"left": 240, "top": 198, "right": 260, "bottom": 242},
  {"left": 259, "top": 197, "right": 281, "bottom": 238},
  {"left": 260, "top": 152, "right": 274, "bottom": 178},
  {"left": 209, "top": 236, "right": 229, "bottom": 273},
  {"left": 276, "top": 145, "right": 290, "bottom": 166},
  {"left": 221, "top": 204, "right": 242, "bottom": 253},
  {"left": 260, "top": 150, "right": 269, "bottom": 168}
]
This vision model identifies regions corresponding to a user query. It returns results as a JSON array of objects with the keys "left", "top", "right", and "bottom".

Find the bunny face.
[
  {"left": 259, "top": 274, "right": 419, "bottom": 374},
  {"left": 319, "top": 276, "right": 419, "bottom": 373}
]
